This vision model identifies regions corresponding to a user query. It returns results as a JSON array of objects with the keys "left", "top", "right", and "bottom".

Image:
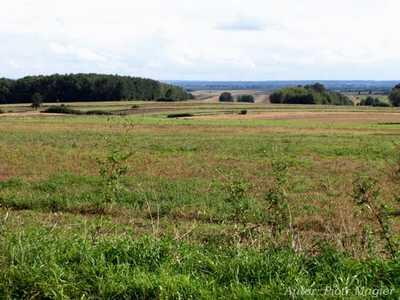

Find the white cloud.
[
  {"left": 0, "top": 0, "right": 399, "bottom": 80},
  {"left": 216, "top": 16, "right": 266, "bottom": 31},
  {"left": 49, "top": 43, "right": 107, "bottom": 62}
]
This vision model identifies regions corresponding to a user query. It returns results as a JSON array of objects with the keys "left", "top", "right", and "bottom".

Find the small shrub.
[
  {"left": 239, "top": 110, "right": 248, "bottom": 115},
  {"left": 352, "top": 176, "right": 398, "bottom": 258},
  {"left": 0, "top": 108, "right": 4, "bottom": 114},
  {"left": 167, "top": 113, "right": 194, "bottom": 118},
  {"left": 264, "top": 159, "right": 292, "bottom": 240},
  {"left": 97, "top": 141, "right": 132, "bottom": 204},
  {"left": 219, "top": 171, "right": 252, "bottom": 221},
  {"left": 228, "top": 184, "right": 252, "bottom": 220}
]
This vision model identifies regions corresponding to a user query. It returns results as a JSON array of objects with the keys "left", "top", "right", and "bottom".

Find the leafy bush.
[
  {"left": 359, "top": 96, "right": 390, "bottom": 107},
  {"left": 270, "top": 83, "right": 353, "bottom": 105},
  {"left": 237, "top": 95, "right": 255, "bottom": 103},
  {"left": 167, "top": 113, "right": 194, "bottom": 118},
  {"left": 0, "top": 108, "right": 4, "bottom": 114},
  {"left": 97, "top": 146, "right": 132, "bottom": 204},
  {"left": 239, "top": 110, "right": 248, "bottom": 115},
  {"left": 219, "top": 92, "right": 234, "bottom": 102}
]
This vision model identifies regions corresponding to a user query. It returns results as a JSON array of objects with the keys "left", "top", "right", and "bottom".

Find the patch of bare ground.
[
  {"left": 0, "top": 174, "right": 10, "bottom": 181},
  {"left": 0, "top": 168, "right": 13, "bottom": 181},
  {"left": 0, "top": 111, "right": 67, "bottom": 117}
]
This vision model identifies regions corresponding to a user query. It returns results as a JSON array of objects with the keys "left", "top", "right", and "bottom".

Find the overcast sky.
[{"left": 1, "top": 0, "right": 399, "bottom": 80}]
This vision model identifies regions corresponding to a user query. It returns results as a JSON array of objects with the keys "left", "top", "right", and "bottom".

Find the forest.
[{"left": 0, "top": 74, "right": 193, "bottom": 103}]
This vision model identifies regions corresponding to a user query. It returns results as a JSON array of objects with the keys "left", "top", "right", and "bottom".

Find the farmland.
[{"left": 0, "top": 101, "right": 400, "bottom": 298}]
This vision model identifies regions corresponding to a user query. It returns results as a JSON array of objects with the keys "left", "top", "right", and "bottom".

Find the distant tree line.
[
  {"left": 270, "top": 83, "right": 353, "bottom": 105},
  {"left": 0, "top": 74, "right": 193, "bottom": 104},
  {"left": 358, "top": 96, "right": 390, "bottom": 107},
  {"left": 219, "top": 93, "right": 255, "bottom": 103}
]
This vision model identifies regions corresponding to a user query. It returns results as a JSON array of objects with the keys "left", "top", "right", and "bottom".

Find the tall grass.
[{"left": 0, "top": 228, "right": 398, "bottom": 299}]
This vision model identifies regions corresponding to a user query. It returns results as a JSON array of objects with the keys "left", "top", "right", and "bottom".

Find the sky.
[{"left": 1, "top": 0, "right": 399, "bottom": 80}]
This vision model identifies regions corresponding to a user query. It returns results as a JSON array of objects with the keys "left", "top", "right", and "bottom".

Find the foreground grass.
[{"left": 0, "top": 228, "right": 398, "bottom": 299}]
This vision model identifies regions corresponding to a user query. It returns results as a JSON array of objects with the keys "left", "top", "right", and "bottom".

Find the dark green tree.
[
  {"left": 389, "top": 84, "right": 400, "bottom": 107},
  {"left": 219, "top": 92, "right": 234, "bottom": 102},
  {"left": 305, "top": 82, "right": 326, "bottom": 93},
  {"left": 31, "top": 93, "right": 43, "bottom": 110},
  {"left": 0, "top": 79, "right": 12, "bottom": 104}
]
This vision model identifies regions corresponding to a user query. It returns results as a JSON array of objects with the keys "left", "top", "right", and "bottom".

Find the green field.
[{"left": 0, "top": 102, "right": 399, "bottom": 299}]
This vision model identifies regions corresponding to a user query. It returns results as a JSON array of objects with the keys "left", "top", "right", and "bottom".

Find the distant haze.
[
  {"left": 1, "top": 0, "right": 400, "bottom": 80},
  {"left": 169, "top": 81, "right": 398, "bottom": 93}
]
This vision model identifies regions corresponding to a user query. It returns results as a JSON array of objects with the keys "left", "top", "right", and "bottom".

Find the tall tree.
[
  {"left": 31, "top": 93, "right": 43, "bottom": 110},
  {"left": 389, "top": 84, "right": 400, "bottom": 107}
]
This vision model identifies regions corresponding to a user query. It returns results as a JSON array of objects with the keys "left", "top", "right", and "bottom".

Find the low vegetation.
[
  {"left": 270, "top": 83, "right": 353, "bottom": 105},
  {"left": 42, "top": 105, "right": 113, "bottom": 115},
  {"left": 167, "top": 113, "right": 194, "bottom": 118},
  {"left": 0, "top": 230, "right": 398, "bottom": 299}
]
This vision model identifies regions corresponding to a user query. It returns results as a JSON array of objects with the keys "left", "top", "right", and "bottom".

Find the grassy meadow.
[{"left": 0, "top": 101, "right": 400, "bottom": 299}]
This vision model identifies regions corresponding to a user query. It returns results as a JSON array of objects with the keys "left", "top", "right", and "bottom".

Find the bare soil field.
[
  {"left": 192, "top": 90, "right": 270, "bottom": 103},
  {"left": 192, "top": 111, "right": 400, "bottom": 123}
]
